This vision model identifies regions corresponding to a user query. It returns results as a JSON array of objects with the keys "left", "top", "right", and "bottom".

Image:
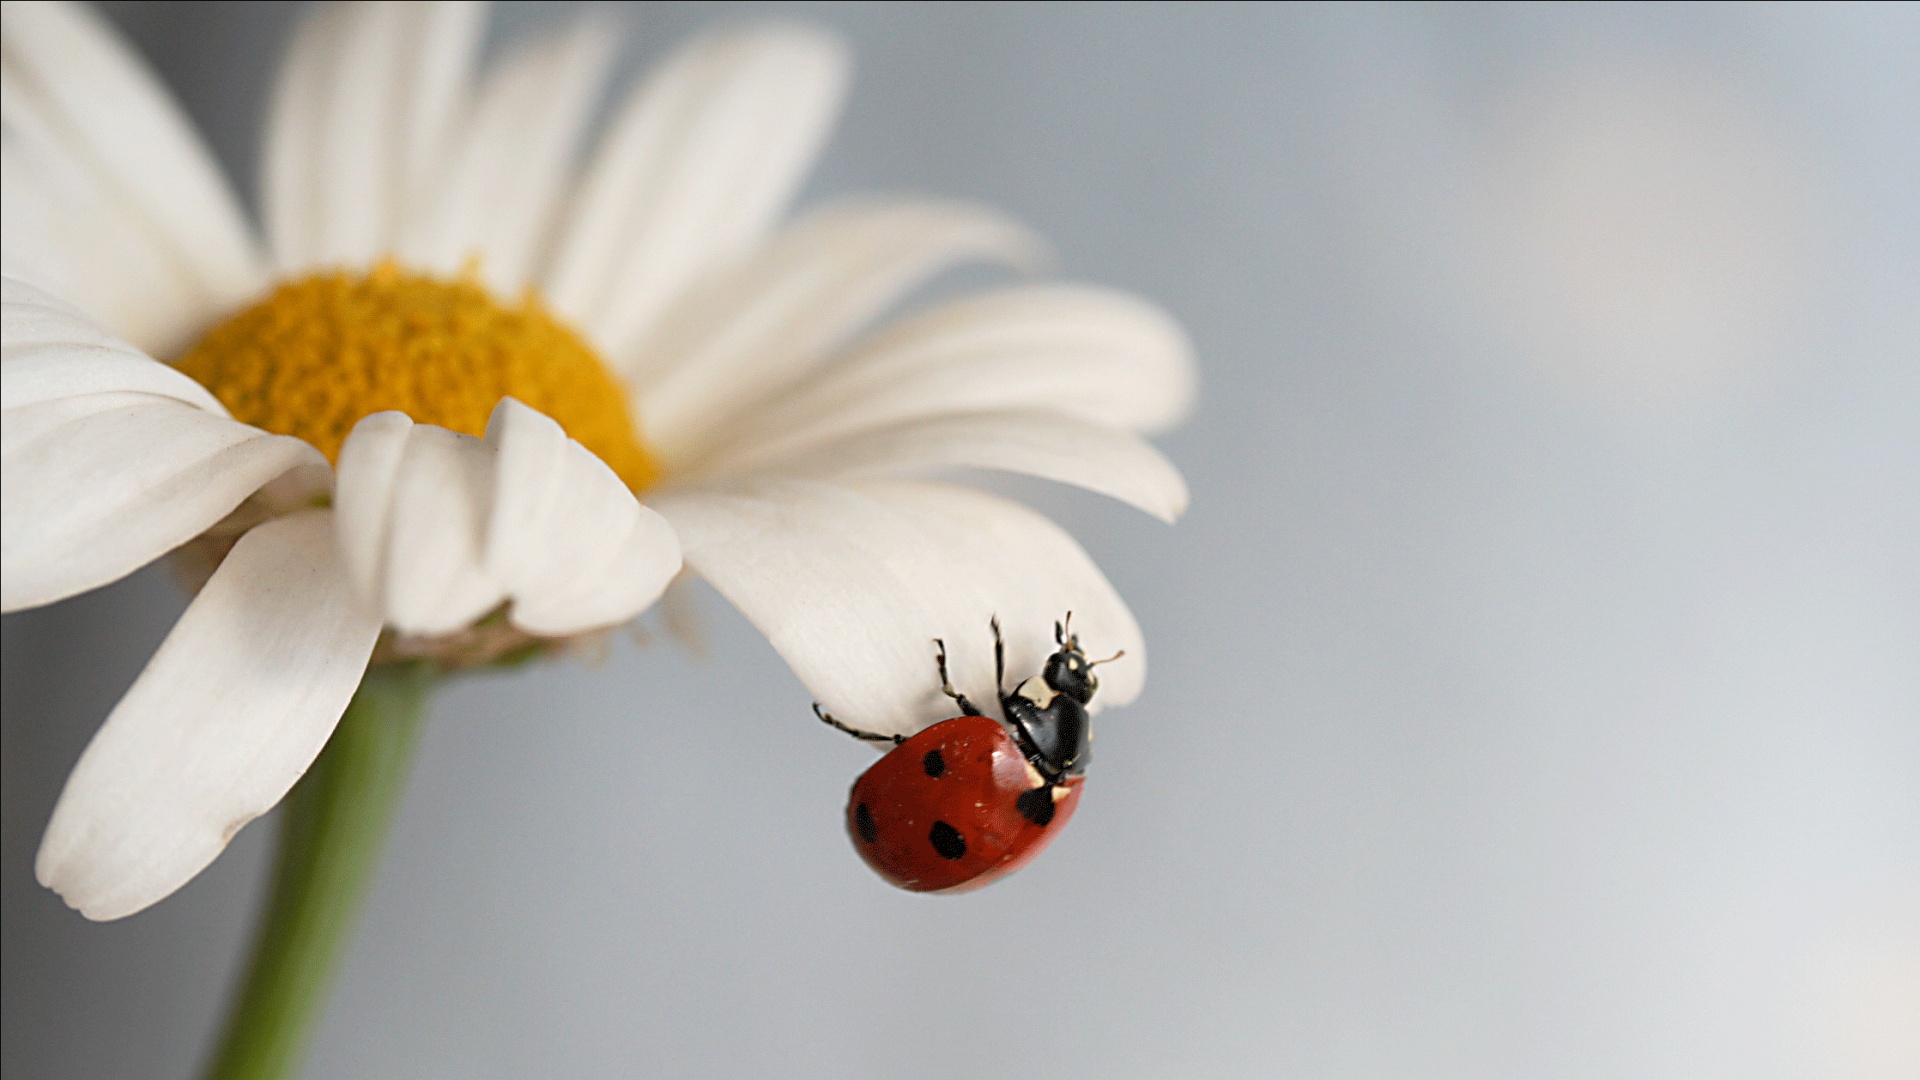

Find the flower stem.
[{"left": 204, "top": 662, "right": 435, "bottom": 1080}]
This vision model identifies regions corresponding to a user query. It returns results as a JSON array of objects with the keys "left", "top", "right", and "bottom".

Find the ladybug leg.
[
  {"left": 933, "top": 639, "right": 986, "bottom": 717},
  {"left": 990, "top": 615, "right": 1007, "bottom": 696},
  {"left": 813, "top": 702, "right": 903, "bottom": 745}
]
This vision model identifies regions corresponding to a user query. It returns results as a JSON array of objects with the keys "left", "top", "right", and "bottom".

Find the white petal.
[
  {"left": 396, "top": 17, "right": 616, "bottom": 296},
  {"left": 484, "top": 399, "right": 680, "bottom": 635},
  {"left": 258, "top": 0, "right": 334, "bottom": 268},
  {"left": 653, "top": 479, "right": 1144, "bottom": 740},
  {"left": 335, "top": 413, "right": 500, "bottom": 636},
  {"left": 2, "top": 277, "right": 222, "bottom": 411},
  {"left": 1, "top": 1, "right": 263, "bottom": 353},
  {"left": 546, "top": 22, "right": 849, "bottom": 359},
  {"left": 698, "top": 285, "right": 1197, "bottom": 477},
  {"left": 1, "top": 280, "right": 324, "bottom": 611},
  {"left": 636, "top": 200, "right": 1045, "bottom": 466},
  {"left": 394, "top": 2, "right": 486, "bottom": 220},
  {"left": 1, "top": 79, "right": 197, "bottom": 355},
  {"left": 330, "top": 409, "right": 413, "bottom": 617},
  {"left": 285, "top": 1, "right": 402, "bottom": 266},
  {"left": 35, "top": 509, "right": 382, "bottom": 921},
  {"left": 261, "top": 1, "right": 485, "bottom": 271},
  {"left": 701, "top": 408, "right": 1189, "bottom": 523},
  {"left": 382, "top": 425, "right": 504, "bottom": 634},
  {"left": 335, "top": 402, "right": 678, "bottom": 637}
]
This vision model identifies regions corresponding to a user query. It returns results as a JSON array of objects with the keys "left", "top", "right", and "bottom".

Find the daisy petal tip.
[
  {"left": 346, "top": 410, "right": 416, "bottom": 440},
  {"left": 35, "top": 816, "right": 227, "bottom": 923},
  {"left": 33, "top": 837, "right": 104, "bottom": 921},
  {"left": 1150, "top": 473, "right": 1191, "bottom": 525},
  {"left": 953, "top": 205, "right": 1050, "bottom": 273},
  {"left": 32, "top": 510, "right": 378, "bottom": 921},
  {"left": 1143, "top": 446, "right": 1192, "bottom": 524},
  {"left": 482, "top": 395, "right": 567, "bottom": 454}
]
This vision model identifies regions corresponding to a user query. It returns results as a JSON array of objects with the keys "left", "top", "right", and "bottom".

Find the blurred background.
[{"left": 4, "top": 3, "right": 1916, "bottom": 1078}]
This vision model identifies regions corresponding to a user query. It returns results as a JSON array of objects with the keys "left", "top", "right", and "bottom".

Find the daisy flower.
[{"left": 1, "top": 0, "right": 1193, "bottom": 930}]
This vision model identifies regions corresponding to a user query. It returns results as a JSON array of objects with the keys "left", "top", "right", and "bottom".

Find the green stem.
[{"left": 204, "top": 662, "right": 435, "bottom": 1080}]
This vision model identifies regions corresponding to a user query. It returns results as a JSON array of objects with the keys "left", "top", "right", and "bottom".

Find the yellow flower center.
[{"left": 175, "top": 262, "right": 659, "bottom": 491}]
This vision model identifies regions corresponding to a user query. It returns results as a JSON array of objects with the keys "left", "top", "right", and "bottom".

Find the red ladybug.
[{"left": 814, "top": 615, "right": 1119, "bottom": 893}]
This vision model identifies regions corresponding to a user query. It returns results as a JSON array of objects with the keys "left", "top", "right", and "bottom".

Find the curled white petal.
[
  {"left": 396, "top": 17, "right": 617, "bottom": 296},
  {"left": 336, "top": 401, "right": 679, "bottom": 637},
  {"left": 1, "top": 1, "right": 263, "bottom": 352},
  {"left": 260, "top": 0, "right": 486, "bottom": 271},
  {"left": 335, "top": 413, "right": 499, "bottom": 636},
  {"left": 1, "top": 279, "right": 324, "bottom": 612},
  {"left": 634, "top": 199, "right": 1046, "bottom": 465},
  {"left": 715, "top": 408, "right": 1189, "bottom": 523},
  {"left": 331, "top": 410, "right": 415, "bottom": 620},
  {"left": 382, "top": 424, "right": 507, "bottom": 635},
  {"left": 547, "top": 21, "right": 850, "bottom": 359},
  {"left": 35, "top": 509, "right": 383, "bottom": 921},
  {"left": 484, "top": 399, "right": 680, "bottom": 636},
  {"left": 654, "top": 479, "right": 1144, "bottom": 740}
]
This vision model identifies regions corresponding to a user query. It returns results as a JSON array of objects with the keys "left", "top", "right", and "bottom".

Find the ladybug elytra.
[{"left": 814, "top": 615, "right": 1119, "bottom": 893}]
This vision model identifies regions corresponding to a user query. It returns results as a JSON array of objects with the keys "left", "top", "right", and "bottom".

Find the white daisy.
[{"left": 1, "top": 0, "right": 1193, "bottom": 922}]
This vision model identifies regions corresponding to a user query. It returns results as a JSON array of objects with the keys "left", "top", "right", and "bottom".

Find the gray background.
[{"left": 4, "top": 3, "right": 1916, "bottom": 1078}]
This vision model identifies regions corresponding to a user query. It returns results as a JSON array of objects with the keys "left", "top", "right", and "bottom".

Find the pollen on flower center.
[{"left": 175, "top": 262, "right": 659, "bottom": 492}]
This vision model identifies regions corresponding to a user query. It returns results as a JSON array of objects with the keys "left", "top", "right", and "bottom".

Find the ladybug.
[{"left": 814, "top": 614, "right": 1120, "bottom": 893}]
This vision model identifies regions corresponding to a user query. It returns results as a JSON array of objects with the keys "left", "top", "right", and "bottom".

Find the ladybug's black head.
[{"left": 1042, "top": 614, "right": 1121, "bottom": 706}]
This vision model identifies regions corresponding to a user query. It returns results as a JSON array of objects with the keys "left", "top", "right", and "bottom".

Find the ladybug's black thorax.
[{"left": 1003, "top": 687, "right": 1089, "bottom": 781}]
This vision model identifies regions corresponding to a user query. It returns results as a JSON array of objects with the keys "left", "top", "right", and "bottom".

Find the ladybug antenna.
[
  {"left": 1057, "top": 611, "right": 1077, "bottom": 648},
  {"left": 1088, "top": 649, "right": 1126, "bottom": 667}
]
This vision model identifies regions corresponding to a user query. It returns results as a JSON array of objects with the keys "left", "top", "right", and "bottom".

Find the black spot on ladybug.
[
  {"left": 929, "top": 820, "right": 967, "bottom": 860},
  {"left": 854, "top": 802, "right": 877, "bottom": 844},
  {"left": 1016, "top": 785, "right": 1057, "bottom": 827},
  {"left": 922, "top": 748, "right": 946, "bottom": 778}
]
